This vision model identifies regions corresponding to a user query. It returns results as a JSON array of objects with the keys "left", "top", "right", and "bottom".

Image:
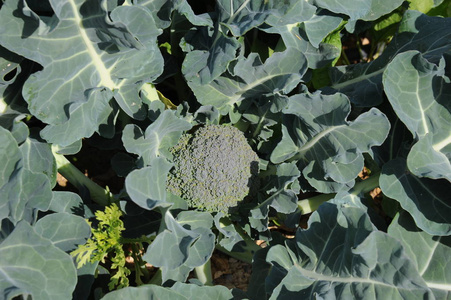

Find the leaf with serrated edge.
[
  {"left": 388, "top": 212, "right": 451, "bottom": 299},
  {"left": 383, "top": 51, "right": 451, "bottom": 181},
  {"left": 271, "top": 92, "right": 390, "bottom": 193},
  {"left": 266, "top": 203, "right": 432, "bottom": 299},
  {"left": 0, "top": 1, "right": 163, "bottom": 146},
  {"left": 0, "top": 222, "right": 77, "bottom": 300},
  {"left": 380, "top": 158, "right": 451, "bottom": 236}
]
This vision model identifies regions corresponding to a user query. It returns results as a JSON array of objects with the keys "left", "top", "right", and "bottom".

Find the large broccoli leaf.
[
  {"left": 0, "top": 0, "right": 164, "bottom": 146},
  {"left": 0, "top": 222, "right": 77, "bottom": 300},
  {"left": 383, "top": 51, "right": 451, "bottom": 181},
  {"left": 310, "top": 0, "right": 404, "bottom": 21},
  {"left": 188, "top": 48, "right": 308, "bottom": 115},
  {"left": 380, "top": 158, "right": 451, "bottom": 236},
  {"left": 143, "top": 210, "right": 215, "bottom": 283},
  {"left": 250, "top": 162, "right": 301, "bottom": 232},
  {"left": 271, "top": 91, "right": 390, "bottom": 193},
  {"left": 0, "top": 126, "right": 52, "bottom": 225},
  {"left": 122, "top": 110, "right": 192, "bottom": 166},
  {"left": 329, "top": 11, "right": 451, "bottom": 106},
  {"left": 265, "top": 203, "right": 433, "bottom": 299},
  {"left": 388, "top": 212, "right": 451, "bottom": 299},
  {"left": 100, "top": 282, "right": 233, "bottom": 300},
  {"left": 34, "top": 212, "right": 90, "bottom": 252}
]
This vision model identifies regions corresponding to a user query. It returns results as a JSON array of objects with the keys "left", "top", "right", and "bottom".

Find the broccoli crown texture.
[{"left": 167, "top": 125, "right": 259, "bottom": 213}]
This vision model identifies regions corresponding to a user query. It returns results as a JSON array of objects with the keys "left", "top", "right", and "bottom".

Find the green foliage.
[
  {"left": 167, "top": 125, "right": 260, "bottom": 213},
  {"left": 71, "top": 204, "right": 130, "bottom": 290},
  {"left": 0, "top": 0, "right": 450, "bottom": 299}
]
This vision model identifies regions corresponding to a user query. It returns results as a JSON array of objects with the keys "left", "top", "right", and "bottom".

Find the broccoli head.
[{"left": 167, "top": 124, "right": 259, "bottom": 213}]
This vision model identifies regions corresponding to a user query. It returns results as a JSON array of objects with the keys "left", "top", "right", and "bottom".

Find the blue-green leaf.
[
  {"left": 182, "top": 27, "right": 241, "bottom": 84},
  {"left": 34, "top": 212, "right": 90, "bottom": 252},
  {"left": 0, "top": 222, "right": 77, "bottom": 300},
  {"left": 380, "top": 158, "right": 451, "bottom": 236},
  {"left": 388, "top": 212, "right": 451, "bottom": 299},
  {"left": 189, "top": 48, "right": 308, "bottom": 114},
  {"left": 217, "top": 0, "right": 273, "bottom": 36},
  {"left": 143, "top": 210, "right": 214, "bottom": 282},
  {"left": 383, "top": 50, "right": 451, "bottom": 181},
  {"left": 266, "top": 203, "right": 433, "bottom": 299},
  {"left": 271, "top": 92, "right": 390, "bottom": 193},
  {"left": 250, "top": 162, "right": 300, "bottom": 232},
  {"left": 0, "top": 0, "right": 164, "bottom": 146},
  {"left": 122, "top": 109, "right": 192, "bottom": 165},
  {"left": 101, "top": 284, "right": 186, "bottom": 300},
  {"left": 125, "top": 158, "right": 173, "bottom": 210},
  {"left": 310, "top": 0, "right": 404, "bottom": 21},
  {"left": 0, "top": 127, "right": 52, "bottom": 225},
  {"left": 329, "top": 11, "right": 451, "bottom": 106}
]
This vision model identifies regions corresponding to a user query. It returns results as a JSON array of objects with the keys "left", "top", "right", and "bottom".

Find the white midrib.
[
  {"left": 289, "top": 125, "right": 344, "bottom": 161},
  {"left": 68, "top": 0, "right": 118, "bottom": 89},
  {"left": 294, "top": 265, "right": 396, "bottom": 289},
  {"left": 331, "top": 67, "right": 385, "bottom": 90},
  {"left": 426, "top": 282, "right": 451, "bottom": 291},
  {"left": 416, "top": 76, "right": 429, "bottom": 135},
  {"left": 296, "top": 264, "right": 451, "bottom": 292},
  {"left": 226, "top": 72, "right": 293, "bottom": 106},
  {"left": 433, "top": 135, "right": 451, "bottom": 152}
]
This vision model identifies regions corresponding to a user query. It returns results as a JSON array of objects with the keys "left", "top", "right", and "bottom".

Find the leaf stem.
[
  {"left": 215, "top": 222, "right": 262, "bottom": 265},
  {"left": 194, "top": 259, "right": 213, "bottom": 286},
  {"left": 52, "top": 146, "right": 113, "bottom": 206},
  {"left": 298, "top": 172, "right": 381, "bottom": 214}
]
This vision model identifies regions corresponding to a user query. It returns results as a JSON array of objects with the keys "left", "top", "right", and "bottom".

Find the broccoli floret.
[{"left": 167, "top": 124, "right": 259, "bottom": 213}]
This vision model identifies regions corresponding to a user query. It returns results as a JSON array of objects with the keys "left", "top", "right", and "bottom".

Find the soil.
[{"left": 210, "top": 250, "right": 253, "bottom": 291}]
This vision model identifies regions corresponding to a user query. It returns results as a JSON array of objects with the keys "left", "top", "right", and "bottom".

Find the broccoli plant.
[
  {"left": 167, "top": 124, "right": 260, "bottom": 214},
  {"left": 0, "top": 0, "right": 450, "bottom": 299}
]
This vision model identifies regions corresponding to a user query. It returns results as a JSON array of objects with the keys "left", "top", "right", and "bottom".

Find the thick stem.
[
  {"left": 297, "top": 173, "right": 381, "bottom": 215},
  {"left": 214, "top": 222, "right": 262, "bottom": 265},
  {"left": 147, "top": 268, "right": 162, "bottom": 285},
  {"left": 52, "top": 146, "right": 113, "bottom": 206},
  {"left": 194, "top": 259, "right": 213, "bottom": 286}
]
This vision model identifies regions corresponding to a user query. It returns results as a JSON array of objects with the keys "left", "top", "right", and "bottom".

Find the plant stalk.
[
  {"left": 194, "top": 259, "right": 213, "bottom": 286},
  {"left": 52, "top": 146, "right": 113, "bottom": 206},
  {"left": 298, "top": 172, "right": 381, "bottom": 215}
]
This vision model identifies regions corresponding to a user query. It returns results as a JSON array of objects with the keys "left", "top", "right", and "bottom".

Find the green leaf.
[
  {"left": 48, "top": 191, "right": 85, "bottom": 215},
  {"left": 100, "top": 284, "right": 186, "bottom": 300},
  {"left": 182, "top": 27, "right": 241, "bottom": 84},
  {"left": 303, "top": 11, "right": 343, "bottom": 48},
  {"left": 20, "top": 134, "right": 57, "bottom": 186},
  {"left": 310, "top": 0, "right": 405, "bottom": 21},
  {"left": 143, "top": 210, "right": 214, "bottom": 282},
  {"left": 34, "top": 213, "right": 91, "bottom": 252},
  {"left": 0, "top": 0, "right": 164, "bottom": 146},
  {"left": 188, "top": 48, "right": 308, "bottom": 114},
  {"left": 0, "top": 127, "right": 52, "bottom": 224},
  {"left": 265, "top": 0, "right": 316, "bottom": 25},
  {"left": 122, "top": 109, "right": 192, "bottom": 165},
  {"left": 217, "top": 0, "right": 273, "bottom": 36},
  {"left": 171, "top": 282, "right": 233, "bottom": 299},
  {"left": 380, "top": 158, "right": 451, "bottom": 236},
  {"left": 266, "top": 203, "right": 433, "bottom": 299},
  {"left": 388, "top": 212, "right": 451, "bottom": 299},
  {"left": 0, "top": 222, "right": 77, "bottom": 300},
  {"left": 250, "top": 162, "right": 300, "bottom": 232},
  {"left": 383, "top": 51, "right": 451, "bottom": 181},
  {"left": 125, "top": 158, "right": 173, "bottom": 210},
  {"left": 262, "top": 25, "right": 341, "bottom": 69},
  {"left": 329, "top": 10, "right": 451, "bottom": 106},
  {"left": 271, "top": 91, "right": 390, "bottom": 193}
]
